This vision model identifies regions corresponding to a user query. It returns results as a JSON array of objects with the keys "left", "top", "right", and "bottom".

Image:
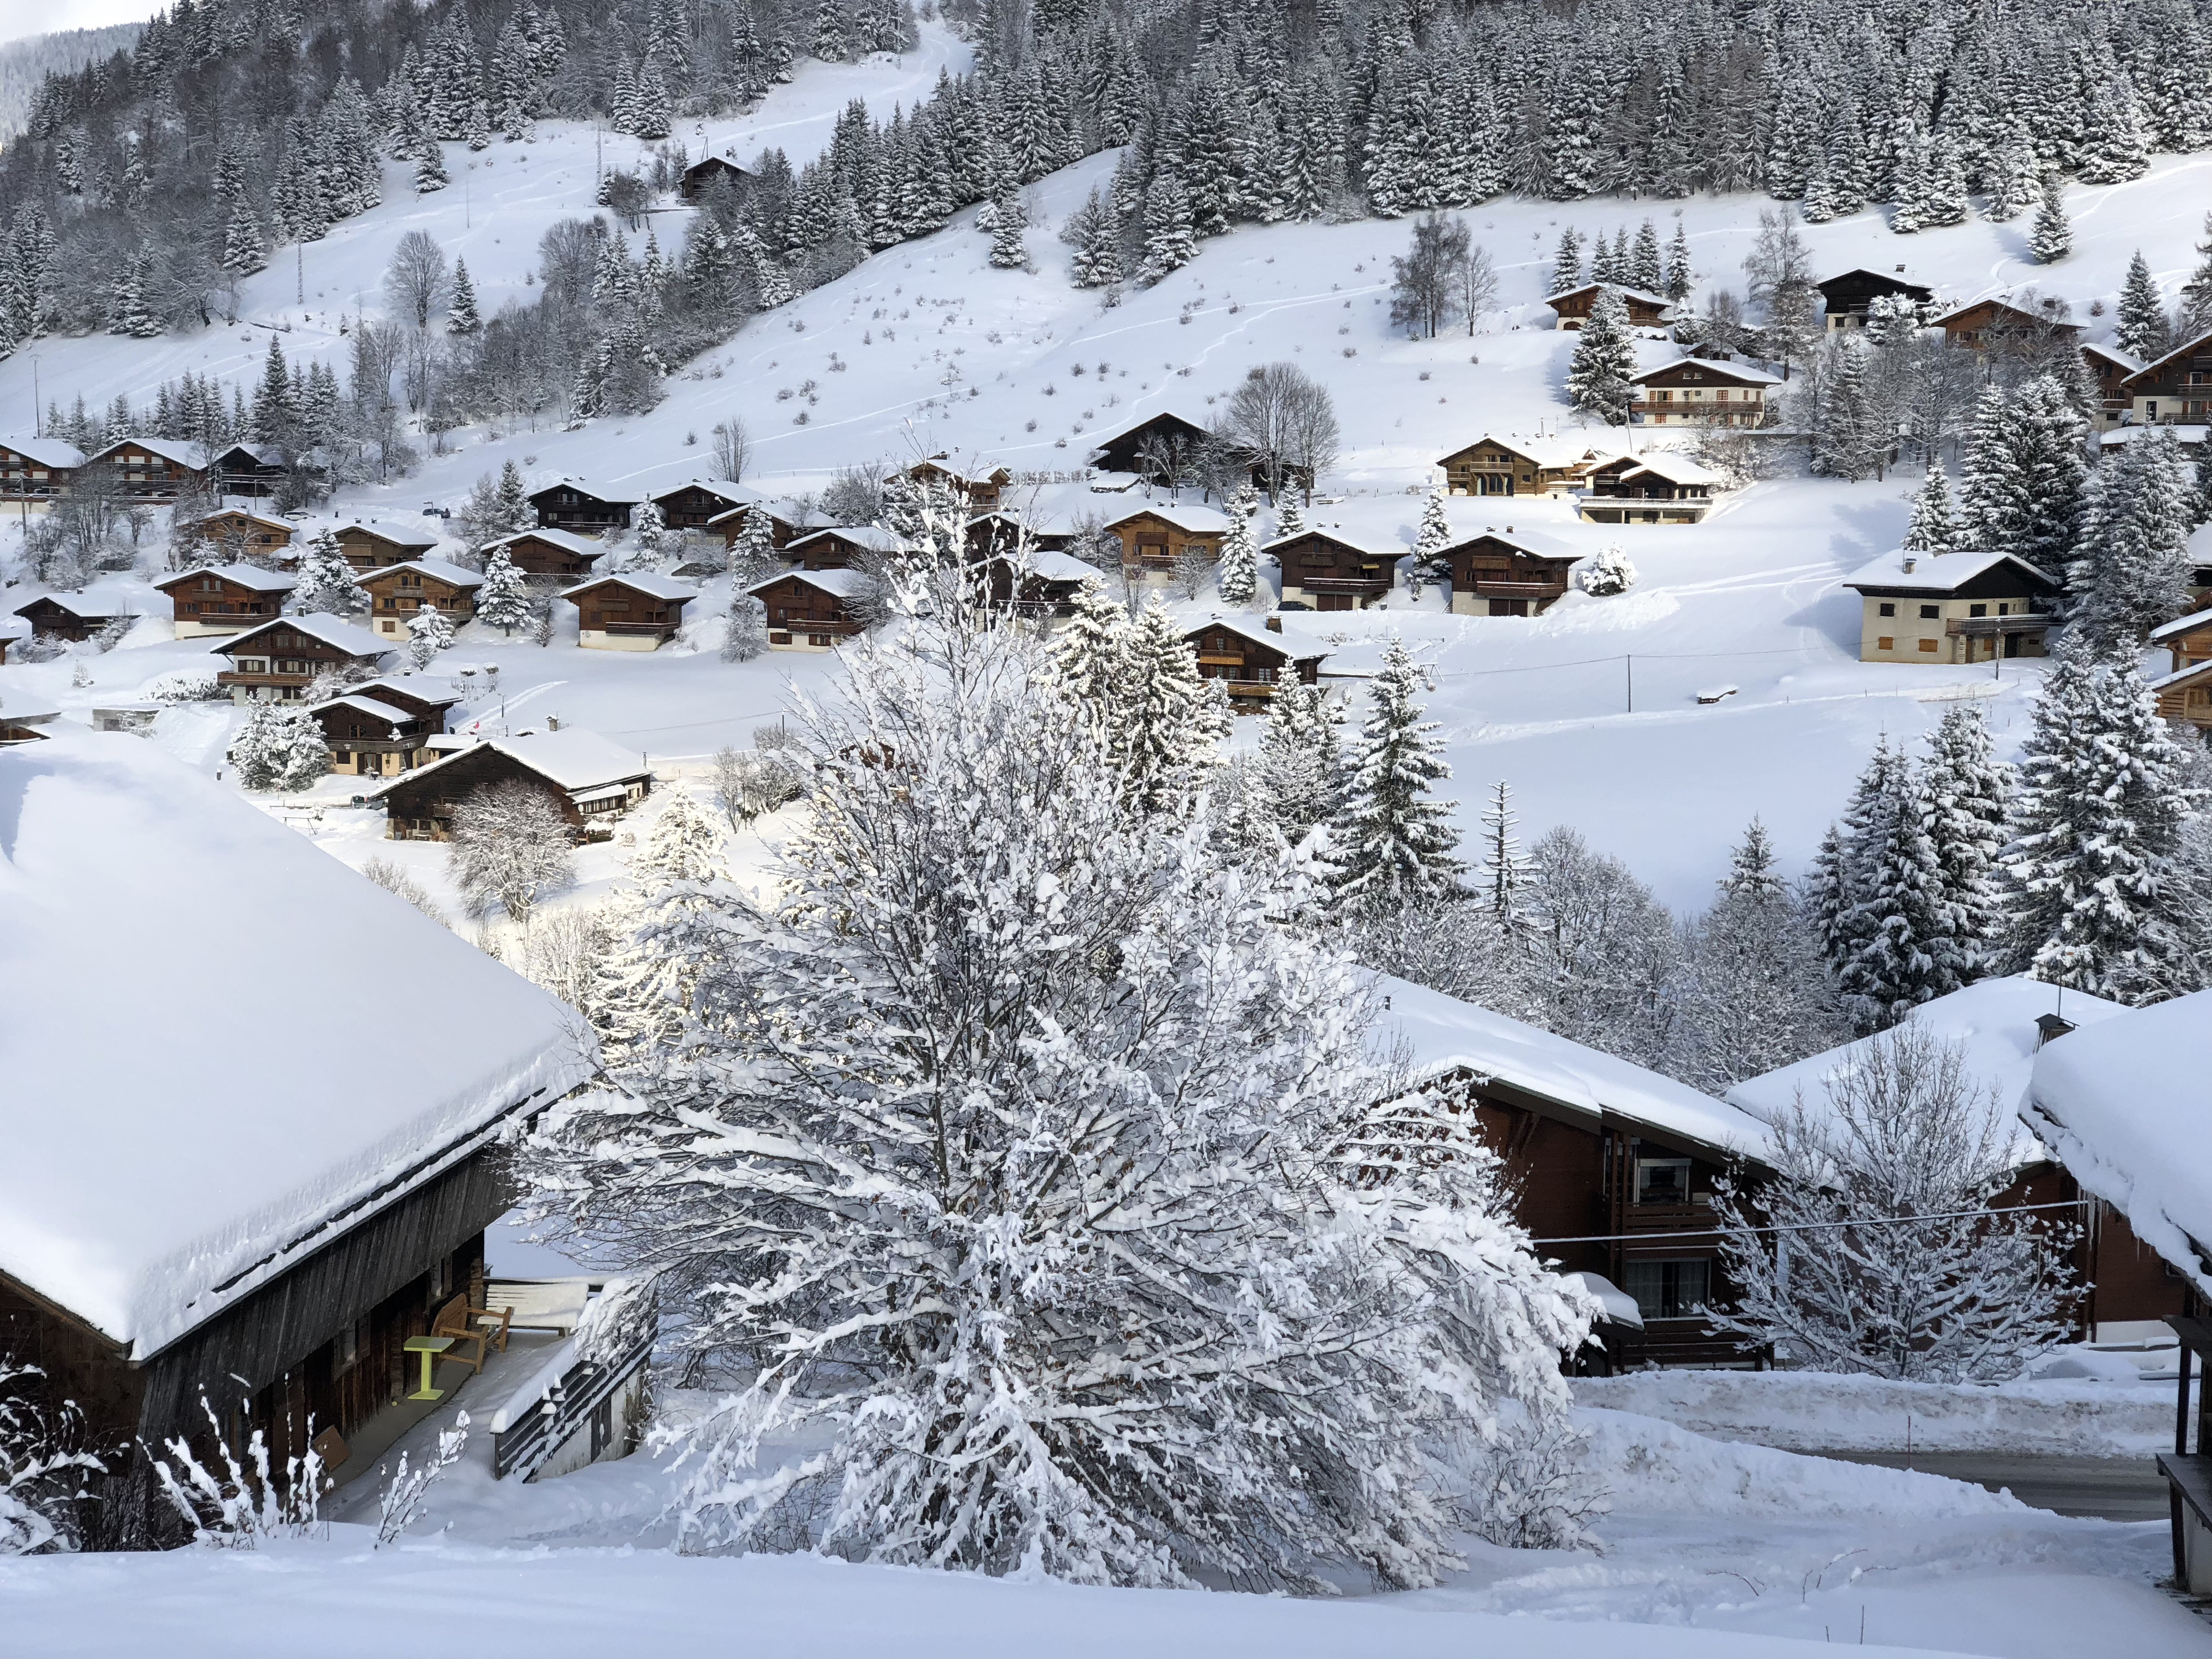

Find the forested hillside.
[{"left": 0, "top": 23, "right": 145, "bottom": 142}]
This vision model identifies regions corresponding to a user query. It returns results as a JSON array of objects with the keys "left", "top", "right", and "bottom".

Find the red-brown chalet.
[
  {"left": 1267, "top": 528, "right": 1399, "bottom": 610},
  {"left": 1546, "top": 283, "right": 1675, "bottom": 331},
  {"left": 0, "top": 436, "right": 85, "bottom": 502},
  {"left": 14, "top": 589, "right": 137, "bottom": 642},
  {"left": 747, "top": 568, "right": 867, "bottom": 650},
  {"left": 81, "top": 437, "right": 208, "bottom": 501},
  {"left": 707, "top": 499, "right": 827, "bottom": 551},
  {"left": 481, "top": 527, "right": 607, "bottom": 582},
  {"left": 784, "top": 525, "right": 902, "bottom": 570},
  {"left": 332, "top": 520, "right": 440, "bottom": 571},
  {"left": 649, "top": 478, "right": 757, "bottom": 529},
  {"left": 366, "top": 731, "right": 654, "bottom": 841},
  {"left": 1440, "top": 528, "right": 1579, "bottom": 616},
  {"left": 211, "top": 614, "right": 392, "bottom": 703},
  {"left": 155, "top": 564, "right": 296, "bottom": 637},
  {"left": 561, "top": 573, "right": 696, "bottom": 650},
  {"left": 1183, "top": 616, "right": 1327, "bottom": 706},
  {"left": 362, "top": 559, "right": 484, "bottom": 641}
]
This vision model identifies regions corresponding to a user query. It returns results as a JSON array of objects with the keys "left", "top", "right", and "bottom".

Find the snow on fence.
[{"left": 488, "top": 1277, "right": 654, "bottom": 1483}]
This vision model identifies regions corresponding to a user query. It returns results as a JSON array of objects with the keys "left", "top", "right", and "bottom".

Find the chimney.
[
  {"left": 2036, "top": 1012, "right": 2077, "bottom": 1048},
  {"left": 547, "top": 715, "right": 561, "bottom": 732},
  {"left": 1902, "top": 556, "right": 1917, "bottom": 575},
  {"left": 1265, "top": 615, "right": 1282, "bottom": 633}
]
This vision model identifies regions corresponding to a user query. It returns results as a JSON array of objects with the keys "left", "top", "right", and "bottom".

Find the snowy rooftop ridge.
[
  {"left": 364, "top": 728, "right": 654, "bottom": 797},
  {"left": 1189, "top": 615, "right": 1328, "bottom": 659},
  {"left": 2151, "top": 606, "right": 2212, "bottom": 643},
  {"left": 1104, "top": 499, "right": 1232, "bottom": 534},
  {"left": 212, "top": 612, "right": 393, "bottom": 659},
  {"left": 751, "top": 567, "right": 869, "bottom": 598},
  {"left": 1840, "top": 546, "right": 2059, "bottom": 593},
  {"left": 0, "top": 435, "right": 88, "bottom": 468},
  {"left": 371, "top": 557, "right": 487, "bottom": 588},
  {"left": 559, "top": 571, "right": 697, "bottom": 601},
  {"left": 1631, "top": 358, "right": 1783, "bottom": 386},
  {"left": 328, "top": 518, "right": 439, "bottom": 547},
  {"left": 483, "top": 526, "right": 602, "bottom": 555},
  {"left": 2025, "top": 989, "right": 2212, "bottom": 1298},
  {"left": 154, "top": 564, "right": 299, "bottom": 594},
  {"left": 1369, "top": 974, "right": 1773, "bottom": 1164},
  {"left": 0, "top": 735, "right": 598, "bottom": 1355}
]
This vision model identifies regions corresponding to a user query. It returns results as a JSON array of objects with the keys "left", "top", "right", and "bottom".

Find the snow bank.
[
  {"left": 0, "top": 733, "right": 598, "bottom": 1355},
  {"left": 1572, "top": 1370, "right": 2175, "bottom": 1457}
]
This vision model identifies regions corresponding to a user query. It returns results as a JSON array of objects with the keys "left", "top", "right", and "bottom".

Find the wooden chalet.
[
  {"left": 561, "top": 573, "right": 696, "bottom": 650},
  {"left": 0, "top": 698, "right": 57, "bottom": 743},
  {"left": 1269, "top": 528, "right": 1400, "bottom": 610},
  {"left": 80, "top": 436, "right": 209, "bottom": 502},
  {"left": 1814, "top": 269, "right": 1933, "bottom": 331},
  {"left": 310, "top": 692, "right": 445, "bottom": 777},
  {"left": 649, "top": 477, "right": 756, "bottom": 528},
  {"left": 707, "top": 498, "right": 824, "bottom": 551},
  {"left": 0, "top": 732, "right": 598, "bottom": 1510},
  {"left": 747, "top": 568, "right": 868, "bottom": 650},
  {"left": 971, "top": 547, "right": 1094, "bottom": 623},
  {"left": 211, "top": 614, "right": 392, "bottom": 702},
  {"left": 363, "top": 559, "right": 485, "bottom": 640},
  {"left": 1934, "top": 297, "right": 2084, "bottom": 351},
  {"left": 908, "top": 456, "right": 1013, "bottom": 513},
  {"left": 2114, "top": 331, "right": 2212, "bottom": 427},
  {"left": 154, "top": 564, "right": 296, "bottom": 638},
  {"left": 1104, "top": 501, "right": 1228, "bottom": 582},
  {"left": 1629, "top": 358, "right": 1780, "bottom": 428},
  {"left": 333, "top": 519, "right": 440, "bottom": 571},
  {"left": 1842, "top": 547, "right": 2059, "bottom": 665},
  {"left": 965, "top": 510, "right": 1079, "bottom": 557},
  {"left": 0, "top": 617, "right": 28, "bottom": 664},
  {"left": 1441, "top": 528, "right": 1579, "bottom": 616},
  {"left": 1436, "top": 434, "right": 1606, "bottom": 498},
  {"left": 785, "top": 524, "right": 902, "bottom": 569},
  {"left": 349, "top": 674, "right": 464, "bottom": 731},
  {"left": 368, "top": 731, "right": 654, "bottom": 839},
  {"left": 481, "top": 526, "right": 607, "bottom": 582},
  {"left": 2081, "top": 342, "right": 2145, "bottom": 431},
  {"left": 208, "top": 441, "right": 290, "bottom": 497},
  {"left": 0, "top": 435, "right": 85, "bottom": 502},
  {"left": 14, "top": 590, "right": 138, "bottom": 642},
  {"left": 530, "top": 477, "right": 639, "bottom": 532},
  {"left": 679, "top": 154, "right": 749, "bottom": 200},
  {"left": 1577, "top": 451, "right": 1721, "bottom": 524},
  {"left": 1546, "top": 282, "right": 1674, "bottom": 331},
  {"left": 1183, "top": 615, "right": 1326, "bottom": 706},
  {"left": 197, "top": 506, "right": 296, "bottom": 561},
  {"left": 2152, "top": 607, "right": 2212, "bottom": 731},
  {"left": 1088, "top": 410, "right": 1214, "bottom": 483},
  {"left": 1379, "top": 975, "right": 1777, "bottom": 1370}
]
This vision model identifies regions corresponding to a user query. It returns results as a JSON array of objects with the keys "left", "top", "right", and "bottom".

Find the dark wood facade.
[
  {"left": 1183, "top": 618, "right": 1324, "bottom": 705},
  {"left": 1546, "top": 283, "right": 1673, "bottom": 330},
  {"left": 1089, "top": 411, "right": 1214, "bottom": 483},
  {"left": 214, "top": 619, "right": 389, "bottom": 702},
  {"left": 363, "top": 562, "right": 483, "bottom": 641},
  {"left": 650, "top": 479, "right": 753, "bottom": 528},
  {"left": 1936, "top": 298, "right": 2083, "bottom": 351},
  {"left": 680, "top": 155, "right": 749, "bottom": 199},
  {"left": 1437, "top": 436, "right": 1593, "bottom": 498},
  {"left": 709, "top": 502, "right": 815, "bottom": 550},
  {"left": 1271, "top": 529, "right": 1395, "bottom": 609},
  {"left": 2081, "top": 342, "right": 2142, "bottom": 430},
  {"left": 750, "top": 571, "right": 864, "bottom": 649},
  {"left": 312, "top": 693, "right": 439, "bottom": 777},
  {"left": 14, "top": 594, "right": 134, "bottom": 641},
  {"left": 2115, "top": 331, "right": 2212, "bottom": 426},
  {"left": 486, "top": 528, "right": 605, "bottom": 581},
  {"left": 908, "top": 458, "right": 1010, "bottom": 512},
  {"left": 564, "top": 576, "right": 693, "bottom": 648},
  {"left": 785, "top": 526, "right": 900, "bottom": 569},
  {"left": 1442, "top": 532, "right": 1577, "bottom": 616},
  {"left": 155, "top": 567, "right": 293, "bottom": 635},
  {"left": 531, "top": 480, "right": 638, "bottom": 531},
  {"left": 0, "top": 437, "right": 83, "bottom": 501},
  {"left": 84, "top": 438, "right": 207, "bottom": 501},
  {"left": 209, "top": 442, "right": 291, "bottom": 497},
  {"left": 373, "top": 742, "right": 652, "bottom": 840},
  {"left": 198, "top": 507, "right": 296, "bottom": 560},
  {"left": 1107, "top": 507, "right": 1224, "bottom": 578},
  {"left": 335, "top": 522, "right": 438, "bottom": 571},
  {"left": 1815, "top": 269, "right": 1933, "bottom": 329}
]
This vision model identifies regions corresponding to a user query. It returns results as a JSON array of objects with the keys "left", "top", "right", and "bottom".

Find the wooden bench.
[{"left": 430, "top": 1294, "right": 514, "bottom": 1377}]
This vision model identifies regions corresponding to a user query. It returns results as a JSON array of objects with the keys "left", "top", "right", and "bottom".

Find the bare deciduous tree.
[
  {"left": 384, "top": 229, "right": 450, "bottom": 331},
  {"left": 446, "top": 781, "right": 575, "bottom": 924},
  {"left": 712, "top": 418, "right": 752, "bottom": 483},
  {"left": 1223, "top": 362, "right": 1339, "bottom": 503},
  {"left": 1388, "top": 212, "right": 1471, "bottom": 340}
]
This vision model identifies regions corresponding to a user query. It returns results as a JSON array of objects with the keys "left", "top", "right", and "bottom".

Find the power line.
[{"left": 1531, "top": 1197, "right": 2089, "bottom": 1248}]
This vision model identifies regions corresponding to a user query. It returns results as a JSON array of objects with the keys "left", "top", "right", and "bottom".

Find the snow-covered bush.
[
  {"left": 707, "top": 740, "right": 803, "bottom": 827},
  {"left": 721, "top": 594, "right": 768, "bottom": 661},
  {"left": 148, "top": 671, "right": 226, "bottom": 703},
  {"left": 1577, "top": 545, "right": 1637, "bottom": 597},
  {"left": 1711, "top": 1023, "right": 2081, "bottom": 1381},
  {"left": 406, "top": 602, "right": 455, "bottom": 668},
  {"left": 229, "top": 703, "right": 330, "bottom": 792},
  {"left": 377, "top": 1412, "right": 467, "bottom": 1547},
  {"left": 361, "top": 857, "right": 448, "bottom": 927},
  {"left": 1, "top": 1363, "right": 102, "bottom": 1556},
  {"left": 1460, "top": 1410, "right": 1608, "bottom": 1551},
  {"left": 446, "top": 780, "right": 574, "bottom": 923},
  {"left": 529, "top": 571, "right": 1591, "bottom": 1590},
  {"left": 153, "top": 1395, "right": 326, "bottom": 1548}
]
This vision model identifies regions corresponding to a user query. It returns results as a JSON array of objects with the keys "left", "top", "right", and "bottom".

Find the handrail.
[{"left": 489, "top": 1327, "right": 653, "bottom": 1482}]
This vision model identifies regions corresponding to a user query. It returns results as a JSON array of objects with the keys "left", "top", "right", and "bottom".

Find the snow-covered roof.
[
  {"left": 1728, "top": 977, "right": 2129, "bottom": 1167},
  {"left": 366, "top": 729, "right": 652, "bottom": 799},
  {"left": 2024, "top": 989, "right": 2212, "bottom": 1296},
  {"left": 2120, "top": 328, "right": 2212, "bottom": 383},
  {"left": 2153, "top": 658, "right": 2212, "bottom": 693},
  {"left": 2151, "top": 607, "right": 2212, "bottom": 644},
  {"left": 749, "top": 567, "right": 870, "bottom": 598},
  {"left": 15, "top": 587, "right": 138, "bottom": 619},
  {"left": 1370, "top": 974, "right": 1774, "bottom": 1164},
  {"left": 87, "top": 435, "right": 208, "bottom": 469},
  {"left": 154, "top": 563, "right": 296, "bottom": 594},
  {"left": 484, "top": 526, "right": 603, "bottom": 556},
  {"left": 1261, "top": 524, "right": 1405, "bottom": 560},
  {"left": 1547, "top": 281, "right": 1675, "bottom": 311},
  {"left": 706, "top": 498, "right": 828, "bottom": 529},
  {"left": 2081, "top": 340, "right": 2145, "bottom": 372},
  {"left": 352, "top": 675, "right": 461, "bottom": 706},
  {"left": 0, "top": 734, "right": 597, "bottom": 1355},
  {"left": 1841, "top": 546, "right": 2060, "bottom": 594},
  {"left": 529, "top": 474, "right": 641, "bottom": 504},
  {"left": 0, "top": 618, "right": 29, "bottom": 642},
  {"left": 558, "top": 571, "right": 697, "bottom": 602},
  {"left": 331, "top": 519, "right": 439, "bottom": 548},
  {"left": 1442, "top": 525, "right": 1579, "bottom": 561},
  {"left": 1011, "top": 548, "right": 1100, "bottom": 583},
  {"left": 204, "top": 506, "right": 294, "bottom": 530},
  {"left": 1441, "top": 432, "right": 1619, "bottom": 471},
  {"left": 1186, "top": 615, "right": 1329, "bottom": 660},
  {"left": 651, "top": 477, "right": 757, "bottom": 505},
  {"left": 1933, "top": 296, "right": 2083, "bottom": 335},
  {"left": 1104, "top": 500, "right": 1232, "bottom": 534},
  {"left": 311, "top": 694, "right": 412, "bottom": 723},
  {"left": 212, "top": 440, "right": 284, "bottom": 465},
  {"left": 1632, "top": 358, "right": 1783, "bottom": 386},
  {"left": 0, "top": 700, "right": 59, "bottom": 724},
  {"left": 0, "top": 436, "right": 86, "bottom": 468},
  {"left": 788, "top": 524, "right": 904, "bottom": 556},
  {"left": 367, "top": 558, "right": 486, "bottom": 589},
  {"left": 1609, "top": 450, "right": 1723, "bottom": 487},
  {"left": 215, "top": 613, "right": 392, "bottom": 659}
]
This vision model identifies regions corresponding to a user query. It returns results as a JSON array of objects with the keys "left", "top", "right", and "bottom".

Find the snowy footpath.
[{"left": 3, "top": 1405, "right": 2203, "bottom": 1658}]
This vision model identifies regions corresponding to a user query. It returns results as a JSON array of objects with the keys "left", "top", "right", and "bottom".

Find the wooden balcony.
[{"left": 1945, "top": 614, "right": 2053, "bottom": 638}]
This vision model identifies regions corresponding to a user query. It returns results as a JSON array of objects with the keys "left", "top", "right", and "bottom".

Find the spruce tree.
[
  {"left": 290, "top": 529, "right": 369, "bottom": 614},
  {"left": 728, "top": 504, "right": 779, "bottom": 582},
  {"left": 2067, "top": 426, "right": 2197, "bottom": 648},
  {"left": 1065, "top": 189, "right": 1123, "bottom": 288},
  {"left": 1047, "top": 578, "right": 1133, "bottom": 732},
  {"left": 477, "top": 547, "right": 532, "bottom": 634},
  {"left": 2028, "top": 173, "right": 2072, "bottom": 264},
  {"left": 1631, "top": 219, "right": 1664, "bottom": 295},
  {"left": 1901, "top": 468, "right": 1957, "bottom": 551},
  {"left": 220, "top": 199, "right": 267, "bottom": 275},
  {"left": 1832, "top": 741, "right": 1967, "bottom": 1030},
  {"left": 2000, "top": 640, "right": 2204, "bottom": 1000},
  {"left": 407, "top": 601, "right": 456, "bottom": 667},
  {"left": 1566, "top": 288, "right": 1637, "bottom": 425},
  {"left": 447, "top": 258, "right": 481, "bottom": 333},
  {"left": 1216, "top": 489, "right": 1259, "bottom": 605},
  {"left": 1957, "top": 376, "right": 2086, "bottom": 566},
  {"left": 1475, "top": 779, "right": 1533, "bottom": 932},
  {"left": 1334, "top": 638, "right": 1462, "bottom": 908},
  {"left": 1548, "top": 226, "right": 1583, "bottom": 295},
  {"left": 1920, "top": 705, "right": 2011, "bottom": 980},
  {"left": 415, "top": 136, "right": 450, "bottom": 194},
  {"left": 1138, "top": 173, "right": 1197, "bottom": 285},
  {"left": 2116, "top": 251, "right": 2170, "bottom": 361},
  {"left": 496, "top": 460, "right": 531, "bottom": 530},
  {"left": 1253, "top": 680, "right": 1344, "bottom": 849},
  {"left": 1413, "top": 487, "right": 1451, "bottom": 592},
  {"left": 1118, "top": 593, "right": 1220, "bottom": 813},
  {"left": 1665, "top": 221, "right": 1692, "bottom": 301},
  {"left": 988, "top": 189, "right": 1027, "bottom": 270}
]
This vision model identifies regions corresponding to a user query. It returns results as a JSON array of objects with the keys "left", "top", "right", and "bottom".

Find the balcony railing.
[{"left": 1946, "top": 614, "right": 2053, "bottom": 638}]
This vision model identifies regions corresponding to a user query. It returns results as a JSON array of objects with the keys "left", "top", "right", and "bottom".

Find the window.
[
  {"left": 1635, "top": 1157, "right": 1692, "bottom": 1206},
  {"left": 1877, "top": 602, "right": 1895, "bottom": 617},
  {"left": 1623, "top": 1259, "right": 1712, "bottom": 1321},
  {"left": 1969, "top": 603, "right": 1987, "bottom": 618},
  {"left": 1918, "top": 638, "right": 1939, "bottom": 652},
  {"left": 1919, "top": 604, "right": 1939, "bottom": 620},
  {"left": 1876, "top": 637, "right": 1895, "bottom": 651}
]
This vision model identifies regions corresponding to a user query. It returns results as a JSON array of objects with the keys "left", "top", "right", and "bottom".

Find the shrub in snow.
[
  {"left": 376, "top": 1412, "right": 467, "bottom": 1547},
  {"left": 447, "top": 780, "right": 575, "bottom": 924},
  {"left": 154, "top": 1395, "right": 326, "bottom": 1547},
  {"left": 361, "top": 856, "right": 448, "bottom": 927},
  {"left": 528, "top": 572, "right": 1592, "bottom": 1589},
  {"left": 1, "top": 1363, "right": 102, "bottom": 1556},
  {"left": 1577, "top": 545, "right": 1636, "bottom": 596},
  {"left": 721, "top": 594, "right": 768, "bottom": 661},
  {"left": 708, "top": 741, "right": 802, "bottom": 828},
  {"left": 406, "top": 602, "right": 455, "bottom": 667},
  {"left": 230, "top": 703, "right": 330, "bottom": 792},
  {"left": 149, "top": 672, "right": 225, "bottom": 703},
  {"left": 1711, "top": 1024, "right": 2081, "bottom": 1382}
]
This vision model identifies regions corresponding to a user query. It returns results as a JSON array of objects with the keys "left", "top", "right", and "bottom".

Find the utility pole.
[
  {"left": 1625, "top": 653, "right": 1633, "bottom": 714},
  {"left": 30, "top": 355, "right": 39, "bottom": 435},
  {"left": 296, "top": 242, "right": 304, "bottom": 306}
]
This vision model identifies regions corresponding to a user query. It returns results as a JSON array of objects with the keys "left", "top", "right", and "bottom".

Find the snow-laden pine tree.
[
  {"left": 495, "top": 460, "right": 532, "bottom": 533},
  {"left": 1832, "top": 739, "right": 1978, "bottom": 1030},
  {"left": 414, "top": 136, "right": 448, "bottom": 194},
  {"left": 229, "top": 703, "right": 330, "bottom": 791},
  {"left": 2116, "top": 251, "right": 2170, "bottom": 361},
  {"left": 1138, "top": 173, "right": 1196, "bottom": 285},
  {"left": 2067, "top": 426, "right": 2197, "bottom": 649},
  {"left": 1119, "top": 593, "right": 1224, "bottom": 812},
  {"left": 1335, "top": 639, "right": 1463, "bottom": 909},
  {"left": 1064, "top": 188, "right": 1123, "bottom": 289},
  {"left": 1046, "top": 577, "right": 1131, "bottom": 721},
  {"left": 525, "top": 572, "right": 1592, "bottom": 1587},
  {"left": 632, "top": 501, "right": 667, "bottom": 561},
  {"left": 987, "top": 189, "right": 1027, "bottom": 270},
  {"left": 1413, "top": 487, "right": 1451, "bottom": 594},
  {"left": 406, "top": 602, "right": 455, "bottom": 668},
  {"left": 1956, "top": 376, "right": 2086, "bottom": 567},
  {"left": 1547, "top": 226, "right": 1582, "bottom": 295},
  {"left": 1576, "top": 544, "right": 1636, "bottom": 596},
  {"left": 1712, "top": 1023, "right": 2079, "bottom": 1381},
  {"left": 1215, "top": 489, "right": 1259, "bottom": 605},
  {"left": 1274, "top": 494, "right": 1306, "bottom": 539},
  {"left": 1665, "top": 222, "right": 1692, "bottom": 301},
  {"left": 289, "top": 531, "right": 369, "bottom": 615},
  {"left": 632, "top": 787, "right": 729, "bottom": 891},
  {"left": 727, "top": 504, "right": 779, "bottom": 583},
  {"left": 446, "top": 258, "right": 481, "bottom": 335},
  {"left": 722, "top": 593, "right": 768, "bottom": 661},
  {"left": 1999, "top": 640, "right": 2204, "bottom": 1000},
  {"left": 2027, "top": 173, "right": 2071, "bottom": 264},
  {"left": 1566, "top": 289, "right": 1637, "bottom": 425},
  {"left": 477, "top": 547, "right": 532, "bottom": 635},
  {"left": 1252, "top": 679, "right": 1344, "bottom": 850},
  {"left": 1919, "top": 705, "right": 2011, "bottom": 983},
  {"left": 1900, "top": 468, "right": 1957, "bottom": 552},
  {"left": 1666, "top": 821, "right": 1850, "bottom": 1093}
]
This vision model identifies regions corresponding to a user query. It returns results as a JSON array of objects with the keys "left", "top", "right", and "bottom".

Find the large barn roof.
[{"left": 0, "top": 735, "right": 596, "bottom": 1356}]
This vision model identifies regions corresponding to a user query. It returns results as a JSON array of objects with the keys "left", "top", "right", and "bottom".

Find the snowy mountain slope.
[{"left": 12, "top": 55, "right": 2212, "bottom": 904}]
